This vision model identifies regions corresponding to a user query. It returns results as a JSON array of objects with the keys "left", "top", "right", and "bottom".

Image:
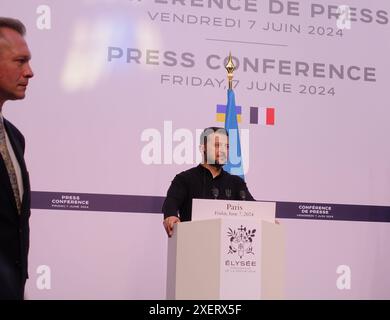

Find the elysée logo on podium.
[
  {"left": 191, "top": 199, "right": 276, "bottom": 223},
  {"left": 227, "top": 225, "right": 256, "bottom": 259},
  {"left": 191, "top": 199, "right": 276, "bottom": 275},
  {"left": 225, "top": 222, "right": 258, "bottom": 272}
]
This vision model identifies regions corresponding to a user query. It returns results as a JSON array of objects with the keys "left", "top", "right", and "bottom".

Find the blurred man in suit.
[{"left": 0, "top": 17, "right": 34, "bottom": 299}]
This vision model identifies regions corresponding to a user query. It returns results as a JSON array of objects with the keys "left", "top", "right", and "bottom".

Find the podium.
[{"left": 166, "top": 200, "right": 285, "bottom": 300}]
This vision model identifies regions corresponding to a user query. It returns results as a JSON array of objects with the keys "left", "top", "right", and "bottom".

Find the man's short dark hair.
[
  {"left": 0, "top": 17, "right": 26, "bottom": 37},
  {"left": 200, "top": 127, "right": 229, "bottom": 145}
]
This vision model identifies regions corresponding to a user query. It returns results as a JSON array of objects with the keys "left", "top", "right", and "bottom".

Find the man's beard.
[
  {"left": 204, "top": 150, "right": 226, "bottom": 168},
  {"left": 210, "top": 162, "right": 224, "bottom": 169},
  {"left": 211, "top": 157, "right": 226, "bottom": 169}
]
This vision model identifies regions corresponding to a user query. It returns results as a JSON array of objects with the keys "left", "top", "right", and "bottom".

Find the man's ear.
[{"left": 199, "top": 144, "right": 205, "bottom": 155}]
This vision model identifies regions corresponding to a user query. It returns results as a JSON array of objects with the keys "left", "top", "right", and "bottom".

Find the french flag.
[{"left": 250, "top": 107, "right": 275, "bottom": 125}]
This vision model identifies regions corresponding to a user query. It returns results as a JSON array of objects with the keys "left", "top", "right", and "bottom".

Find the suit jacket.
[{"left": 0, "top": 118, "right": 31, "bottom": 300}]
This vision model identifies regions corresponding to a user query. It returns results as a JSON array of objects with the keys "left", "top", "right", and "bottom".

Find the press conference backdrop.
[{"left": 1, "top": 0, "right": 389, "bottom": 299}]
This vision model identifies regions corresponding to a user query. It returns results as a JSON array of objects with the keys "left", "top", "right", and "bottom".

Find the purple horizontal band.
[
  {"left": 216, "top": 105, "right": 242, "bottom": 114},
  {"left": 31, "top": 191, "right": 390, "bottom": 223},
  {"left": 216, "top": 104, "right": 226, "bottom": 113},
  {"left": 275, "top": 201, "right": 390, "bottom": 223},
  {"left": 31, "top": 191, "right": 164, "bottom": 214}
]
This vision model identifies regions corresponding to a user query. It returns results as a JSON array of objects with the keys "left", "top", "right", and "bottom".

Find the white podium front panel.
[
  {"left": 191, "top": 199, "right": 276, "bottom": 223},
  {"left": 167, "top": 218, "right": 285, "bottom": 300}
]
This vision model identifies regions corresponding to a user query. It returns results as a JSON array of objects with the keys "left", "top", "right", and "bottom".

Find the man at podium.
[{"left": 162, "top": 126, "right": 254, "bottom": 237}]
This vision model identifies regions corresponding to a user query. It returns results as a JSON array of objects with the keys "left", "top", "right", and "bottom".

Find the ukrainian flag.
[{"left": 216, "top": 104, "right": 242, "bottom": 123}]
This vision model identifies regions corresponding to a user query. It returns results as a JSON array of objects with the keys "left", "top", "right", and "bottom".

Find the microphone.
[
  {"left": 239, "top": 190, "right": 246, "bottom": 201},
  {"left": 211, "top": 187, "right": 219, "bottom": 199}
]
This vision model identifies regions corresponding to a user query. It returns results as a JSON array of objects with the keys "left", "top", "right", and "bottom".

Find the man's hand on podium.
[{"left": 163, "top": 216, "right": 180, "bottom": 237}]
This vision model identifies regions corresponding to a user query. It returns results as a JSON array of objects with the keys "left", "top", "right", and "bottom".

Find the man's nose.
[{"left": 24, "top": 63, "right": 34, "bottom": 78}]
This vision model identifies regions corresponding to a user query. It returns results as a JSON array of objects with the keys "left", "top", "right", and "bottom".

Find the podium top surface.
[{"left": 191, "top": 199, "right": 276, "bottom": 223}]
